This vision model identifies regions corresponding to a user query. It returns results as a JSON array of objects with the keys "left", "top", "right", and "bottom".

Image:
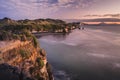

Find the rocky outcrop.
[{"left": 0, "top": 40, "right": 54, "bottom": 80}]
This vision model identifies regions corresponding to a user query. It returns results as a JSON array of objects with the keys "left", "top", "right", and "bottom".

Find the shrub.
[
  {"left": 35, "top": 73, "right": 44, "bottom": 80},
  {"left": 22, "top": 29, "right": 32, "bottom": 38},
  {"left": 20, "top": 34, "right": 27, "bottom": 41},
  {"left": 0, "top": 30, "right": 12, "bottom": 41},
  {"left": 12, "top": 34, "right": 20, "bottom": 40},
  {"left": 36, "top": 58, "right": 44, "bottom": 68},
  {"left": 19, "top": 49, "right": 31, "bottom": 59},
  {"left": 32, "top": 36, "right": 38, "bottom": 48},
  {"left": 22, "top": 29, "right": 33, "bottom": 41}
]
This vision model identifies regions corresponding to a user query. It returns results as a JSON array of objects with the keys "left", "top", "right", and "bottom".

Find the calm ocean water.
[{"left": 38, "top": 26, "right": 120, "bottom": 80}]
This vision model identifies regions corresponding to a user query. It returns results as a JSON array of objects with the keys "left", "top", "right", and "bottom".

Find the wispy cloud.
[
  {"left": 84, "top": 14, "right": 120, "bottom": 18},
  {"left": 30, "top": 0, "right": 96, "bottom": 8},
  {"left": 0, "top": 0, "right": 98, "bottom": 19}
]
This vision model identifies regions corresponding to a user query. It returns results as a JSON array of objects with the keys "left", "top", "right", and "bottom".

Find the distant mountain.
[
  {"left": 81, "top": 18, "right": 120, "bottom": 22},
  {"left": 63, "top": 18, "right": 120, "bottom": 23},
  {"left": 83, "top": 22, "right": 120, "bottom": 26}
]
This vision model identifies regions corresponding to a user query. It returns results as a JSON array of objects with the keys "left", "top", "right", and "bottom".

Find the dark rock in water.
[{"left": 46, "top": 62, "right": 54, "bottom": 80}]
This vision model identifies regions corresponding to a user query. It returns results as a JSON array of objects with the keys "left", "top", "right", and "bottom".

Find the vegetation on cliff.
[
  {"left": 0, "top": 40, "right": 53, "bottom": 80},
  {"left": 0, "top": 17, "right": 80, "bottom": 80},
  {"left": 0, "top": 17, "right": 80, "bottom": 40},
  {"left": 0, "top": 17, "right": 79, "bottom": 36},
  {"left": 0, "top": 17, "right": 56, "bottom": 80}
]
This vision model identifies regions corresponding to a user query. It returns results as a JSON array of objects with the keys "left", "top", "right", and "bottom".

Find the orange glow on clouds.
[
  {"left": 84, "top": 22, "right": 120, "bottom": 24},
  {"left": 83, "top": 22, "right": 101, "bottom": 24},
  {"left": 105, "top": 22, "right": 120, "bottom": 24}
]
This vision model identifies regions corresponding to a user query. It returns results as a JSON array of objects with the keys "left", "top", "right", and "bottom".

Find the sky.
[{"left": 0, "top": 0, "right": 120, "bottom": 20}]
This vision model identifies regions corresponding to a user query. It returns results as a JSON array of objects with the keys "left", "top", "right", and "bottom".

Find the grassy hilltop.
[{"left": 0, "top": 17, "right": 79, "bottom": 41}]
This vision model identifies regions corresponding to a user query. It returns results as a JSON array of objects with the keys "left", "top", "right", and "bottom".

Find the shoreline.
[{"left": 33, "top": 32, "right": 70, "bottom": 38}]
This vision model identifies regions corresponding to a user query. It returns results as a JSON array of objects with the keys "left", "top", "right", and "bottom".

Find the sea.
[{"left": 38, "top": 25, "right": 120, "bottom": 80}]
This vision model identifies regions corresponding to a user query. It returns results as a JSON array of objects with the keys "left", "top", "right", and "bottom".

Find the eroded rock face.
[
  {"left": 0, "top": 41, "right": 54, "bottom": 80},
  {"left": 0, "top": 63, "right": 20, "bottom": 80}
]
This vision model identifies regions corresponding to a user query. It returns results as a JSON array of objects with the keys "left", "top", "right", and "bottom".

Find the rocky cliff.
[{"left": 0, "top": 40, "right": 53, "bottom": 80}]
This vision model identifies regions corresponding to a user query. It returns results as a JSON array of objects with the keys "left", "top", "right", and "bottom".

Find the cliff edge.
[{"left": 0, "top": 40, "right": 54, "bottom": 80}]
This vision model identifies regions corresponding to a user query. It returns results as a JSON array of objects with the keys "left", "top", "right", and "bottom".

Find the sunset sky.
[{"left": 0, "top": 0, "right": 120, "bottom": 19}]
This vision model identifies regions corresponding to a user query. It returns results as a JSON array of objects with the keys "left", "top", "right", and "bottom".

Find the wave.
[
  {"left": 40, "top": 38, "right": 78, "bottom": 46},
  {"left": 53, "top": 70, "right": 71, "bottom": 80},
  {"left": 87, "top": 53, "right": 118, "bottom": 59},
  {"left": 112, "top": 63, "right": 120, "bottom": 69}
]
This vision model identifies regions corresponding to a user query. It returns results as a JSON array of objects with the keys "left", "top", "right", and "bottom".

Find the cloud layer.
[
  {"left": 84, "top": 14, "right": 120, "bottom": 18},
  {"left": 1, "top": 0, "right": 120, "bottom": 19},
  {"left": 0, "top": 0, "right": 97, "bottom": 19}
]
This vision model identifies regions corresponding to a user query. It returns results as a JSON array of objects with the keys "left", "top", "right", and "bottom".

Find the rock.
[
  {"left": 40, "top": 49, "right": 46, "bottom": 57},
  {"left": 0, "top": 63, "right": 20, "bottom": 80},
  {"left": 0, "top": 41, "right": 53, "bottom": 80}
]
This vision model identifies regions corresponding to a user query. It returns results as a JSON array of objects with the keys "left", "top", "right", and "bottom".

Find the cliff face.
[{"left": 0, "top": 40, "right": 53, "bottom": 80}]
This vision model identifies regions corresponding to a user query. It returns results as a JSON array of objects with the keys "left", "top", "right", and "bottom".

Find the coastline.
[{"left": 33, "top": 32, "right": 70, "bottom": 38}]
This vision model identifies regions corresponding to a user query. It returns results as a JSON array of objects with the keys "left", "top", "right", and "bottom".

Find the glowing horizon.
[
  {"left": 0, "top": 0, "right": 120, "bottom": 20},
  {"left": 83, "top": 22, "right": 120, "bottom": 24}
]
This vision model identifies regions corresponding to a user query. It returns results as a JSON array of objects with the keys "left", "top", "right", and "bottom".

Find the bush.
[
  {"left": 0, "top": 30, "right": 12, "bottom": 41},
  {"left": 32, "top": 36, "right": 38, "bottom": 48},
  {"left": 19, "top": 49, "right": 31, "bottom": 59},
  {"left": 20, "top": 34, "right": 27, "bottom": 41},
  {"left": 22, "top": 29, "right": 32, "bottom": 37},
  {"left": 12, "top": 34, "right": 20, "bottom": 40},
  {"left": 36, "top": 58, "right": 44, "bottom": 68},
  {"left": 35, "top": 73, "right": 44, "bottom": 80}
]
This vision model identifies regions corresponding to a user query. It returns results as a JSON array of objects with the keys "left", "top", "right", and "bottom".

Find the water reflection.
[{"left": 38, "top": 27, "right": 120, "bottom": 80}]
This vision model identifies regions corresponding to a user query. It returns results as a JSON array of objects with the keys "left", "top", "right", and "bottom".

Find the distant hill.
[
  {"left": 0, "top": 17, "right": 67, "bottom": 30},
  {"left": 0, "top": 17, "right": 18, "bottom": 26},
  {"left": 63, "top": 18, "right": 120, "bottom": 22},
  {"left": 81, "top": 18, "right": 120, "bottom": 22},
  {"left": 83, "top": 22, "right": 120, "bottom": 26},
  {"left": 0, "top": 17, "right": 66, "bottom": 26},
  {"left": 0, "top": 17, "right": 80, "bottom": 38}
]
